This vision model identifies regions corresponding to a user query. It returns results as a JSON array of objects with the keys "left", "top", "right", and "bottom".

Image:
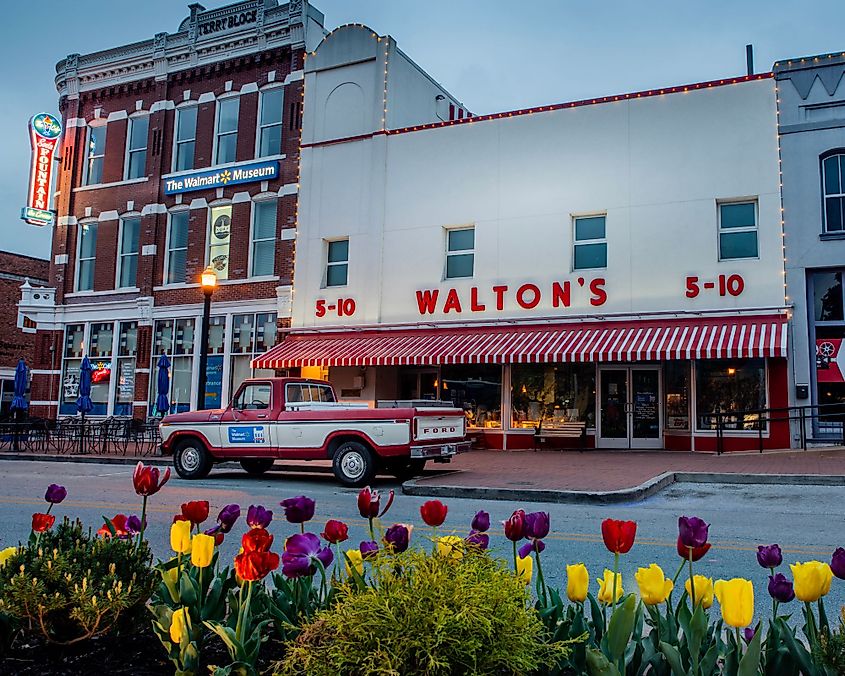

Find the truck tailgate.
[{"left": 413, "top": 411, "right": 466, "bottom": 441}]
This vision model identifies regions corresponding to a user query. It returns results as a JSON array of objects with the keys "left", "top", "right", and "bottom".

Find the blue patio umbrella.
[
  {"left": 155, "top": 354, "right": 171, "bottom": 417},
  {"left": 76, "top": 356, "right": 93, "bottom": 415},
  {"left": 10, "top": 358, "right": 28, "bottom": 412}
]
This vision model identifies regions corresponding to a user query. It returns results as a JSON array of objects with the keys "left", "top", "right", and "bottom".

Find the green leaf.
[
  {"left": 700, "top": 642, "right": 720, "bottom": 676},
  {"left": 588, "top": 592, "right": 605, "bottom": 642},
  {"left": 738, "top": 624, "right": 762, "bottom": 676},
  {"left": 658, "top": 641, "right": 687, "bottom": 676},
  {"left": 204, "top": 620, "right": 242, "bottom": 662},
  {"left": 101, "top": 515, "right": 117, "bottom": 537},
  {"left": 606, "top": 595, "right": 637, "bottom": 661},
  {"left": 687, "top": 604, "right": 708, "bottom": 664},
  {"left": 776, "top": 618, "right": 819, "bottom": 676},
  {"left": 586, "top": 648, "right": 622, "bottom": 676}
]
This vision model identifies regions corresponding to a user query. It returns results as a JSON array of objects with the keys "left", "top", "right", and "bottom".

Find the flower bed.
[{"left": 0, "top": 463, "right": 844, "bottom": 675}]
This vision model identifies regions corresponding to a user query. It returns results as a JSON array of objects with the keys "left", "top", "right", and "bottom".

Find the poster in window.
[
  {"left": 816, "top": 338, "right": 844, "bottom": 383},
  {"left": 208, "top": 205, "right": 231, "bottom": 280},
  {"left": 204, "top": 355, "right": 224, "bottom": 409},
  {"left": 63, "top": 371, "right": 79, "bottom": 401},
  {"left": 118, "top": 361, "right": 135, "bottom": 400}
]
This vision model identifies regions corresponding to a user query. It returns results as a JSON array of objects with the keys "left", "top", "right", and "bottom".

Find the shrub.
[
  {"left": 275, "top": 547, "right": 571, "bottom": 676},
  {"left": 0, "top": 517, "right": 156, "bottom": 645},
  {"left": 819, "top": 607, "right": 845, "bottom": 673}
]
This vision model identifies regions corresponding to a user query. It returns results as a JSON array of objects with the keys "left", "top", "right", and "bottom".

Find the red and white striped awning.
[{"left": 252, "top": 314, "right": 788, "bottom": 368}]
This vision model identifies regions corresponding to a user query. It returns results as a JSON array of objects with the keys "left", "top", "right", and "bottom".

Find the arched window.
[{"left": 822, "top": 151, "right": 845, "bottom": 233}]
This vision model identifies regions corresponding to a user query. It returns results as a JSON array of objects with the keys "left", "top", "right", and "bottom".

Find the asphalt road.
[{"left": 0, "top": 459, "right": 843, "bottom": 626}]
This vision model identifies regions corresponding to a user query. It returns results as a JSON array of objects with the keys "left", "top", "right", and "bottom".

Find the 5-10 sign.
[
  {"left": 685, "top": 274, "right": 745, "bottom": 299},
  {"left": 315, "top": 297, "right": 357, "bottom": 318}
]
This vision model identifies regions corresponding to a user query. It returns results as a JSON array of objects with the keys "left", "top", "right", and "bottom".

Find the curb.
[{"left": 402, "top": 471, "right": 845, "bottom": 504}]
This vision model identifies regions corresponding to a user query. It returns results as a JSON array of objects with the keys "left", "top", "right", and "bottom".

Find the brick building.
[{"left": 18, "top": 0, "right": 325, "bottom": 420}]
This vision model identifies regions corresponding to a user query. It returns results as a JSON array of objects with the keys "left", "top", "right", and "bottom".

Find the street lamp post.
[{"left": 195, "top": 266, "right": 217, "bottom": 410}]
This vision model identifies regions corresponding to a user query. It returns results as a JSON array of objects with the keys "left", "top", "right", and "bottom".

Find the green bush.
[
  {"left": 819, "top": 607, "right": 845, "bottom": 674},
  {"left": 0, "top": 517, "right": 156, "bottom": 645},
  {"left": 275, "top": 547, "right": 571, "bottom": 676}
]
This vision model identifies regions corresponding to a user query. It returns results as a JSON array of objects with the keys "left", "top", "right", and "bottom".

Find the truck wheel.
[
  {"left": 241, "top": 458, "right": 275, "bottom": 476},
  {"left": 388, "top": 458, "right": 427, "bottom": 480},
  {"left": 173, "top": 438, "right": 213, "bottom": 480},
  {"left": 332, "top": 440, "right": 375, "bottom": 487}
]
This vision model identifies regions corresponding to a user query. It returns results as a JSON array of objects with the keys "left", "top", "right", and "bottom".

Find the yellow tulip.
[
  {"left": 685, "top": 575, "right": 715, "bottom": 609},
  {"left": 635, "top": 564, "right": 673, "bottom": 606},
  {"left": 516, "top": 554, "right": 533, "bottom": 585},
  {"left": 566, "top": 563, "right": 589, "bottom": 603},
  {"left": 790, "top": 561, "right": 833, "bottom": 602},
  {"left": 0, "top": 546, "right": 16, "bottom": 568},
  {"left": 169, "top": 606, "right": 190, "bottom": 644},
  {"left": 345, "top": 549, "right": 364, "bottom": 577},
  {"left": 170, "top": 520, "right": 192, "bottom": 555},
  {"left": 190, "top": 533, "right": 215, "bottom": 568},
  {"left": 436, "top": 535, "right": 464, "bottom": 561},
  {"left": 597, "top": 569, "right": 624, "bottom": 604},
  {"left": 714, "top": 578, "right": 754, "bottom": 628}
]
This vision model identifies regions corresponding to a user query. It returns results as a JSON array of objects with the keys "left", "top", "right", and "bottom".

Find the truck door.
[{"left": 221, "top": 381, "right": 277, "bottom": 456}]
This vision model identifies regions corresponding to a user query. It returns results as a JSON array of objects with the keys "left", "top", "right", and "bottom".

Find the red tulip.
[
  {"left": 98, "top": 514, "right": 129, "bottom": 538},
  {"left": 601, "top": 518, "right": 637, "bottom": 554},
  {"left": 132, "top": 462, "right": 171, "bottom": 497},
  {"left": 503, "top": 509, "right": 526, "bottom": 542},
  {"left": 234, "top": 550, "right": 280, "bottom": 581},
  {"left": 32, "top": 513, "right": 55, "bottom": 533},
  {"left": 677, "top": 535, "right": 711, "bottom": 562},
  {"left": 180, "top": 500, "right": 210, "bottom": 526},
  {"left": 321, "top": 519, "right": 349, "bottom": 544},
  {"left": 420, "top": 500, "right": 448, "bottom": 527},
  {"left": 242, "top": 527, "right": 274, "bottom": 553},
  {"left": 357, "top": 486, "right": 394, "bottom": 519}
]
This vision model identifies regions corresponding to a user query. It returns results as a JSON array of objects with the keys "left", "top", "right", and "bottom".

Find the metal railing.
[
  {"left": 0, "top": 417, "right": 162, "bottom": 457},
  {"left": 699, "top": 402, "right": 845, "bottom": 455}
]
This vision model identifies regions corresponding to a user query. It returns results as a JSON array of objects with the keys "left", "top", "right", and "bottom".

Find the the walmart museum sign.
[{"left": 164, "top": 159, "right": 278, "bottom": 195}]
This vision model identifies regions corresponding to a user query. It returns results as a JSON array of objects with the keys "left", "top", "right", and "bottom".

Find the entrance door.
[{"left": 598, "top": 366, "right": 662, "bottom": 449}]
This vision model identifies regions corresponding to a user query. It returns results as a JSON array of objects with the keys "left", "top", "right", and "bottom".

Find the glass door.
[
  {"left": 630, "top": 368, "right": 661, "bottom": 449},
  {"left": 598, "top": 366, "right": 662, "bottom": 449},
  {"left": 598, "top": 368, "right": 628, "bottom": 448}
]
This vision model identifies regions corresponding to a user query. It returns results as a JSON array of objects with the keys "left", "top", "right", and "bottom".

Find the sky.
[{"left": 2, "top": 0, "right": 845, "bottom": 259}]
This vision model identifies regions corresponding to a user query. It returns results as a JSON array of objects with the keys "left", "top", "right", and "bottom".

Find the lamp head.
[{"left": 201, "top": 266, "right": 217, "bottom": 292}]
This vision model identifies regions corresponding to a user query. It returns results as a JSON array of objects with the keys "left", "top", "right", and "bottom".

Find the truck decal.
[{"left": 227, "top": 425, "right": 267, "bottom": 444}]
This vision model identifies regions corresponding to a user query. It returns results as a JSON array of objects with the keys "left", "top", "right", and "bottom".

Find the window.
[
  {"left": 822, "top": 153, "right": 845, "bottom": 232},
  {"left": 510, "top": 363, "right": 595, "bottom": 430},
  {"left": 251, "top": 201, "right": 277, "bottom": 277},
  {"left": 285, "top": 383, "right": 336, "bottom": 405},
  {"left": 208, "top": 205, "right": 232, "bottom": 280},
  {"left": 813, "top": 271, "right": 844, "bottom": 322},
  {"left": 117, "top": 217, "right": 140, "bottom": 288},
  {"left": 664, "top": 361, "right": 691, "bottom": 430},
  {"left": 77, "top": 223, "right": 98, "bottom": 291},
  {"left": 165, "top": 211, "right": 189, "bottom": 285},
  {"left": 88, "top": 322, "right": 114, "bottom": 416},
  {"left": 125, "top": 116, "right": 148, "bottom": 179},
  {"left": 718, "top": 202, "right": 758, "bottom": 260},
  {"left": 695, "top": 358, "right": 766, "bottom": 430},
  {"left": 258, "top": 88, "right": 283, "bottom": 157},
  {"left": 325, "top": 239, "right": 349, "bottom": 287},
  {"left": 85, "top": 125, "right": 106, "bottom": 185},
  {"left": 60, "top": 324, "right": 85, "bottom": 416},
  {"left": 234, "top": 383, "right": 272, "bottom": 410},
  {"left": 150, "top": 318, "right": 196, "bottom": 414},
  {"left": 174, "top": 106, "right": 197, "bottom": 171},
  {"left": 115, "top": 321, "right": 138, "bottom": 416},
  {"left": 229, "top": 312, "right": 277, "bottom": 394},
  {"left": 573, "top": 216, "right": 607, "bottom": 270},
  {"left": 439, "top": 364, "right": 501, "bottom": 429},
  {"left": 215, "top": 98, "right": 239, "bottom": 165},
  {"left": 445, "top": 228, "right": 474, "bottom": 279}
]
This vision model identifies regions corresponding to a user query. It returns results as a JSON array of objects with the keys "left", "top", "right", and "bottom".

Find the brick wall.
[{"left": 0, "top": 252, "right": 48, "bottom": 371}]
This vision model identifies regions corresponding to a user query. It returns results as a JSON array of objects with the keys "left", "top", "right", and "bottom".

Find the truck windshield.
[{"left": 235, "top": 383, "right": 271, "bottom": 410}]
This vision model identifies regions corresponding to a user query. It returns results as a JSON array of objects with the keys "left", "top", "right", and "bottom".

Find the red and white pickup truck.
[{"left": 159, "top": 377, "right": 470, "bottom": 486}]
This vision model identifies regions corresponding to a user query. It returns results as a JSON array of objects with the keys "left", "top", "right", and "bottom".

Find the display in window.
[
  {"left": 664, "top": 361, "right": 690, "bottom": 430},
  {"left": 208, "top": 205, "right": 232, "bottom": 280},
  {"left": 439, "top": 365, "right": 501, "bottom": 429},
  {"left": 695, "top": 359, "right": 765, "bottom": 430},
  {"left": 817, "top": 337, "right": 844, "bottom": 383},
  {"left": 511, "top": 364, "right": 595, "bottom": 431}
]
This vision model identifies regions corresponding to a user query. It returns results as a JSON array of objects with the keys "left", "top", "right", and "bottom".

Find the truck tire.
[
  {"left": 241, "top": 458, "right": 275, "bottom": 476},
  {"left": 173, "top": 438, "right": 213, "bottom": 480},
  {"left": 332, "top": 440, "right": 375, "bottom": 487},
  {"left": 388, "top": 458, "right": 427, "bottom": 480}
]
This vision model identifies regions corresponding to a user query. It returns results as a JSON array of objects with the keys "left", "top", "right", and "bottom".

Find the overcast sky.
[{"left": 3, "top": 0, "right": 844, "bottom": 259}]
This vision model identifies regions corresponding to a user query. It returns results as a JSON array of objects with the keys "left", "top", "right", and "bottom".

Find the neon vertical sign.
[{"left": 21, "top": 112, "right": 62, "bottom": 226}]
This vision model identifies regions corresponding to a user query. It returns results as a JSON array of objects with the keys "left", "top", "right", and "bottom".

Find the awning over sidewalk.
[{"left": 253, "top": 314, "right": 788, "bottom": 368}]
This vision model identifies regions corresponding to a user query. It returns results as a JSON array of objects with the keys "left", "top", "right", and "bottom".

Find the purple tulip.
[
  {"left": 524, "top": 512, "right": 550, "bottom": 540},
  {"left": 280, "top": 495, "right": 316, "bottom": 524},
  {"left": 471, "top": 510, "right": 490, "bottom": 533},
  {"left": 831, "top": 548, "right": 845, "bottom": 580},
  {"left": 756, "top": 544, "right": 783, "bottom": 569},
  {"left": 360, "top": 540, "right": 379, "bottom": 559},
  {"left": 246, "top": 504, "right": 272, "bottom": 529},
  {"left": 45, "top": 484, "right": 67, "bottom": 504},
  {"left": 768, "top": 573, "right": 795, "bottom": 603},
  {"left": 743, "top": 627, "right": 756, "bottom": 644},
  {"left": 383, "top": 524, "right": 412, "bottom": 553},
  {"left": 217, "top": 504, "right": 241, "bottom": 533},
  {"left": 127, "top": 514, "right": 145, "bottom": 534},
  {"left": 678, "top": 516, "right": 710, "bottom": 549},
  {"left": 466, "top": 530, "right": 489, "bottom": 550},
  {"left": 316, "top": 545, "right": 334, "bottom": 568},
  {"left": 518, "top": 539, "right": 546, "bottom": 559},
  {"left": 281, "top": 533, "right": 333, "bottom": 578}
]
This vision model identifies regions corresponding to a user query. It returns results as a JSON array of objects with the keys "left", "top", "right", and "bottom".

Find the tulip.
[
  {"left": 204, "top": 526, "right": 225, "bottom": 547},
  {"left": 246, "top": 504, "right": 272, "bottom": 529},
  {"left": 216, "top": 504, "right": 241, "bottom": 533},
  {"left": 280, "top": 495, "right": 316, "bottom": 528},
  {"left": 525, "top": 512, "right": 551, "bottom": 540},
  {"left": 743, "top": 627, "right": 756, "bottom": 644},
  {"left": 180, "top": 501, "right": 210, "bottom": 528},
  {"left": 0, "top": 546, "right": 17, "bottom": 568},
  {"left": 831, "top": 548, "right": 845, "bottom": 580},
  {"left": 676, "top": 535, "right": 710, "bottom": 562},
  {"left": 768, "top": 573, "right": 795, "bottom": 603},
  {"left": 357, "top": 486, "right": 394, "bottom": 519},
  {"left": 437, "top": 535, "right": 464, "bottom": 561},
  {"left": 127, "top": 515, "right": 145, "bottom": 535},
  {"left": 132, "top": 462, "right": 170, "bottom": 496},
  {"left": 31, "top": 512, "right": 55, "bottom": 533},
  {"left": 345, "top": 549, "right": 364, "bottom": 577},
  {"left": 242, "top": 527, "right": 274, "bottom": 553},
  {"left": 383, "top": 524, "right": 412, "bottom": 553},
  {"left": 678, "top": 516, "right": 710, "bottom": 550},
  {"left": 518, "top": 539, "right": 546, "bottom": 558},
  {"left": 757, "top": 544, "right": 783, "bottom": 569},
  {"left": 471, "top": 510, "right": 490, "bottom": 532},
  {"left": 601, "top": 519, "right": 637, "bottom": 554},
  {"left": 321, "top": 519, "right": 349, "bottom": 544},
  {"left": 503, "top": 509, "right": 526, "bottom": 542},
  {"left": 169, "top": 607, "right": 190, "bottom": 644},
  {"left": 98, "top": 514, "right": 130, "bottom": 539},
  {"left": 516, "top": 554, "right": 533, "bottom": 585},
  {"left": 466, "top": 530, "right": 489, "bottom": 550},
  {"left": 790, "top": 561, "right": 833, "bottom": 602},
  {"left": 420, "top": 500, "right": 448, "bottom": 527},
  {"left": 235, "top": 550, "right": 280, "bottom": 582},
  {"left": 170, "top": 519, "right": 192, "bottom": 555},
  {"left": 566, "top": 563, "right": 589, "bottom": 603},
  {"left": 360, "top": 540, "right": 379, "bottom": 559},
  {"left": 714, "top": 578, "right": 754, "bottom": 628},
  {"left": 44, "top": 484, "right": 67, "bottom": 505},
  {"left": 191, "top": 533, "right": 215, "bottom": 568},
  {"left": 597, "top": 569, "right": 624, "bottom": 604},
  {"left": 635, "top": 564, "right": 674, "bottom": 606},
  {"left": 281, "top": 533, "right": 333, "bottom": 578},
  {"left": 685, "top": 575, "right": 714, "bottom": 609}
]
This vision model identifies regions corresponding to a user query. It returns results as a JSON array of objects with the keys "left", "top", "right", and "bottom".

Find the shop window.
[
  {"left": 229, "top": 312, "right": 277, "bottom": 394},
  {"left": 150, "top": 318, "right": 196, "bottom": 414},
  {"left": 445, "top": 227, "right": 474, "bottom": 279},
  {"left": 664, "top": 361, "right": 690, "bottom": 430},
  {"left": 88, "top": 322, "right": 113, "bottom": 416},
  {"left": 440, "top": 364, "right": 502, "bottom": 429},
  {"left": 174, "top": 106, "right": 197, "bottom": 172},
  {"left": 258, "top": 88, "right": 283, "bottom": 157},
  {"left": 325, "top": 239, "right": 349, "bottom": 287},
  {"left": 215, "top": 97, "right": 239, "bottom": 165},
  {"left": 813, "top": 271, "right": 843, "bottom": 321},
  {"left": 695, "top": 358, "right": 766, "bottom": 430},
  {"left": 125, "top": 115, "right": 148, "bottom": 180},
  {"left": 117, "top": 216, "right": 140, "bottom": 288},
  {"left": 76, "top": 223, "right": 98, "bottom": 291},
  {"left": 60, "top": 324, "right": 85, "bottom": 415},
  {"left": 822, "top": 153, "right": 845, "bottom": 233},
  {"left": 251, "top": 201, "right": 277, "bottom": 277},
  {"left": 815, "top": 326, "right": 845, "bottom": 435},
  {"left": 511, "top": 363, "right": 595, "bottom": 430},
  {"left": 115, "top": 321, "right": 138, "bottom": 416},
  {"left": 84, "top": 124, "right": 106, "bottom": 185},
  {"left": 573, "top": 215, "right": 607, "bottom": 270},
  {"left": 718, "top": 202, "right": 758, "bottom": 260},
  {"left": 165, "top": 211, "right": 189, "bottom": 285},
  {"left": 208, "top": 204, "right": 232, "bottom": 280}
]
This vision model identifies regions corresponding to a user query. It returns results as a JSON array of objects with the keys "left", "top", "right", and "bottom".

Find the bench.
[{"left": 533, "top": 422, "right": 587, "bottom": 451}]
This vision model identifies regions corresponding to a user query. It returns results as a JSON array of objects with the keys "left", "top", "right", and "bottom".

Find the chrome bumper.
[{"left": 410, "top": 441, "right": 471, "bottom": 459}]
